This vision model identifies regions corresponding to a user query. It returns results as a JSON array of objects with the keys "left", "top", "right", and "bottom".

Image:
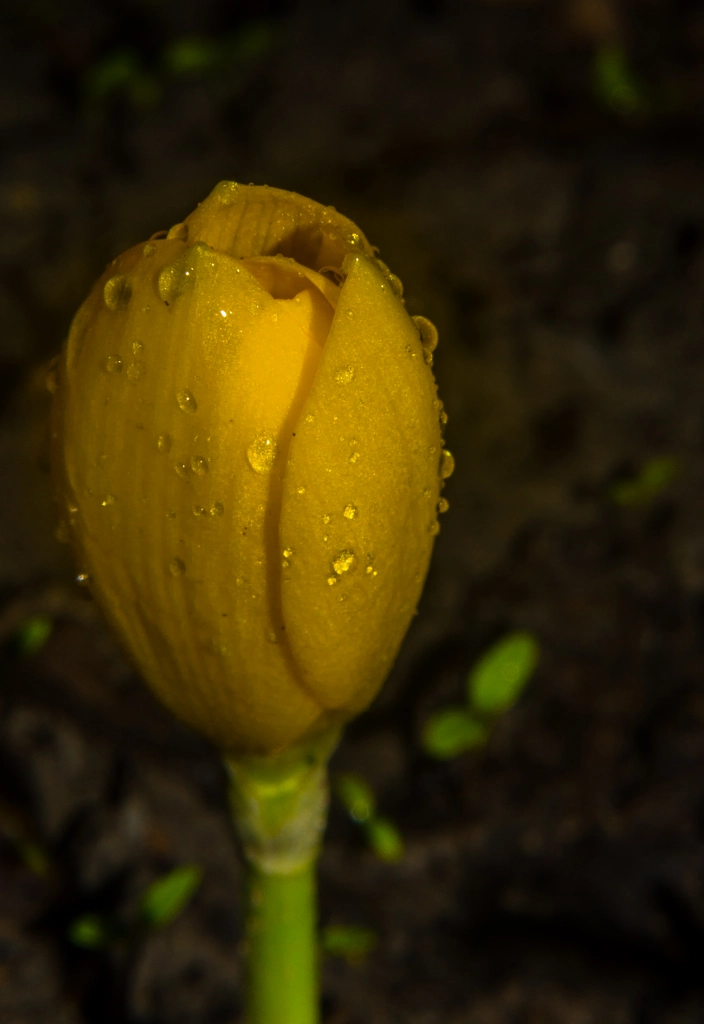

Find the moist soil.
[{"left": 2, "top": 2, "right": 704, "bottom": 1022}]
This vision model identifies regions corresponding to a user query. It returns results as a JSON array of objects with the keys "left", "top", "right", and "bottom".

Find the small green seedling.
[
  {"left": 139, "top": 863, "right": 203, "bottom": 928},
  {"left": 593, "top": 45, "right": 646, "bottom": 115},
  {"left": 469, "top": 631, "right": 540, "bottom": 715},
  {"left": 609, "top": 457, "right": 680, "bottom": 506},
  {"left": 321, "top": 925, "right": 378, "bottom": 964},
  {"left": 69, "top": 913, "right": 111, "bottom": 950},
  {"left": 422, "top": 631, "right": 540, "bottom": 760},
  {"left": 334, "top": 773, "right": 404, "bottom": 861},
  {"left": 421, "top": 706, "right": 488, "bottom": 760},
  {"left": 15, "top": 615, "right": 52, "bottom": 657}
]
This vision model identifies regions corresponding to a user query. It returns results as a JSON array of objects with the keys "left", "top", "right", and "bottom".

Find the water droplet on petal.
[
  {"left": 412, "top": 315, "right": 439, "bottom": 353},
  {"left": 159, "top": 257, "right": 194, "bottom": 304},
  {"left": 143, "top": 242, "right": 157, "bottom": 257},
  {"left": 157, "top": 434, "right": 172, "bottom": 453},
  {"left": 440, "top": 449, "right": 455, "bottom": 480},
  {"left": 169, "top": 557, "right": 186, "bottom": 576},
  {"left": 103, "top": 275, "right": 132, "bottom": 311},
  {"left": 440, "top": 410, "right": 448, "bottom": 426},
  {"left": 176, "top": 389, "right": 197, "bottom": 413},
  {"left": 209, "top": 502, "right": 224, "bottom": 517},
  {"left": 327, "top": 576, "right": 338, "bottom": 586},
  {"left": 283, "top": 548, "right": 293, "bottom": 558},
  {"left": 388, "top": 273, "right": 403, "bottom": 297},
  {"left": 212, "top": 180, "right": 241, "bottom": 205},
  {"left": 101, "top": 494, "right": 115, "bottom": 507},
  {"left": 193, "top": 505, "right": 207, "bottom": 517},
  {"left": 332, "top": 550, "right": 356, "bottom": 575},
  {"left": 438, "top": 497, "right": 449, "bottom": 514},
  {"left": 174, "top": 462, "right": 188, "bottom": 478},
  {"left": 429, "top": 520, "right": 440, "bottom": 536},
  {"left": 76, "top": 572, "right": 91, "bottom": 585},
  {"left": 191, "top": 455, "right": 208, "bottom": 475},
  {"left": 343, "top": 503, "right": 358, "bottom": 519},
  {"left": 335, "top": 365, "right": 355, "bottom": 385},
  {"left": 297, "top": 486, "right": 306, "bottom": 495},
  {"left": 423, "top": 349, "right": 434, "bottom": 367},
  {"left": 247, "top": 435, "right": 277, "bottom": 473},
  {"left": 105, "top": 355, "right": 122, "bottom": 373}
]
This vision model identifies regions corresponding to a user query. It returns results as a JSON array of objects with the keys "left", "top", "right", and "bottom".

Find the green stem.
[
  {"left": 225, "top": 730, "right": 339, "bottom": 1024},
  {"left": 246, "top": 861, "right": 318, "bottom": 1024}
]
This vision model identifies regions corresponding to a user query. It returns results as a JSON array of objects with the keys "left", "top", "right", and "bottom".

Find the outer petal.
[
  {"left": 280, "top": 253, "right": 443, "bottom": 713},
  {"left": 54, "top": 239, "right": 335, "bottom": 754}
]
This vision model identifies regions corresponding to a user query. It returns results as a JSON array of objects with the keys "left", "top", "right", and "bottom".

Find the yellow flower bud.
[{"left": 50, "top": 182, "right": 451, "bottom": 756}]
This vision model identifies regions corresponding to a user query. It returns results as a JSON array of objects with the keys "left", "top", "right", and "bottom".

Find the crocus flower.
[{"left": 50, "top": 182, "right": 452, "bottom": 755}]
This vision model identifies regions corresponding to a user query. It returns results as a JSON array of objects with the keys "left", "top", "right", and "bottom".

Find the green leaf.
[
  {"left": 334, "top": 773, "right": 376, "bottom": 823},
  {"left": 363, "top": 817, "right": 404, "bottom": 862},
  {"left": 421, "top": 706, "right": 489, "bottom": 759},
  {"left": 15, "top": 615, "right": 52, "bottom": 656},
  {"left": 321, "top": 924, "right": 378, "bottom": 963},
  {"left": 593, "top": 46, "right": 646, "bottom": 115},
  {"left": 139, "top": 864, "right": 203, "bottom": 928},
  {"left": 69, "top": 913, "right": 110, "bottom": 949},
  {"left": 609, "top": 457, "right": 680, "bottom": 506},
  {"left": 468, "top": 632, "right": 539, "bottom": 716}
]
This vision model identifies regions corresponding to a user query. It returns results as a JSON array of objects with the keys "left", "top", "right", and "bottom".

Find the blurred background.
[{"left": 2, "top": 0, "right": 704, "bottom": 1021}]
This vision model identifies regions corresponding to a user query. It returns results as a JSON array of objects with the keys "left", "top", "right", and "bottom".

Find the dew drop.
[
  {"left": 297, "top": 486, "right": 306, "bottom": 495},
  {"left": 157, "top": 433, "right": 172, "bottom": 453},
  {"left": 332, "top": 549, "right": 356, "bottom": 575},
  {"left": 440, "top": 410, "right": 448, "bottom": 426},
  {"left": 429, "top": 520, "right": 440, "bottom": 536},
  {"left": 323, "top": 534, "right": 329, "bottom": 542},
  {"left": 343, "top": 503, "right": 358, "bottom": 520},
  {"left": 193, "top": 505, "right": 207, "bottom": 517},
  {"left": 103, "top": 275, "right": 132, "bottom": 312},
  {"left": 67, "top": 503, "right": 78, "bottom": 522},
  {"left": 169, "top": 557, "right": 186, "bottom": 576},
  {"left": 440, "top": 449, "right": 455, "bottom": 480},
  {"left": 174, "top": 462, "right": 188, "bottom": 478},
  {"left": 101, "top": 494, "right": 115, "bottom": 507},
  {"left": 423, "top": 349, "right": 434, "bottom": 367},
  {"left": 209, "top": 502, "right": 224, "bottom": 517},
  {"left": 349, "top": 451, "right": 360, "bottom": 464},
  {"left": 126, "top": 361, "right": 145, "bottom": 382},
  {"left": 191, "top": 455, "right": 208, "bottom": 475},
  {"left": 76, "top": 572, "right": 91, "bottom": 585},
  {"left": 412, "top": 315, "right": 439, "bottom": 353},
  {"left": 438, "top": 497, "right": 449, "bottom": 514},
  {"left": 247, "top": 435, "right": 277, "bottom": 473},
  {"left": 105, "top": 355, "right": 123, "bottom": 374},
  {"left": 346, "top": 308, "right": 355, "bottom": 319},
  {"left": 159, "top": 259, "right": 192, "bottom": 304},
  {"left": 347, "top": 232, "right": 362, "bottom": 248},
  {"left": 176, "top": 389, "right": 197, "bottom": 413},
  {"left": 322, "top": 514, "right": 331, "bottom": 525},
  {"left": 143, "top": 242, "right": 158, "bottom": 257},
  {"left": 283, "top": 548, "right": 293, "bottom": 559},
  {"left": 327, "top": 576, "right": 338, "bottom": 586},
  {"left": 334, "top": 365, "right": 355, "bottom": 385}
]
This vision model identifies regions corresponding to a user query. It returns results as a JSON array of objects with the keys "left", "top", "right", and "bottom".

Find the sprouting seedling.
[
  {"left": 334, "top": 773, "right": 404, "bottom": 862},
  {"left": 14, "top": 614, "right": 52, "bottom": 657},
  {"left": 422, "top": 631, "right": 540, "bottom": 759},
  {"left": 321, "top": 924, "right": 378, "bottom": 965},
  {"left": 592, "top": 45, "right": 646, "bottom": 115},
  {"left": 68, "top": 863, "right": 204, "bottom": 950},
  {"left": 139, "top": 863, "right": 203, "bottom": 927},
  {"left": 608, "top": 457, "right": 680, "bottom": 506}
]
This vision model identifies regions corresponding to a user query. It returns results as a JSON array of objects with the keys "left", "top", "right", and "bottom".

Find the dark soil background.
[{"left": 2, "top": 1, "right": 704, "bottom": 1021}]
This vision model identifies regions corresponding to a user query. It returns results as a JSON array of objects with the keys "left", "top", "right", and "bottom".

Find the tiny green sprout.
[
  {"left": 609, "top": 457, "right": 680, "bottom": 506},
  {"left": 321, "top": 924, "right": 378, "bottom": 964},
  {"left": 421, "top": 706, "right": 489, "bottom": 760},
  {"left": 469, "top": 631, "right": 540, "bottom": 716},
  {"left": 15, "top": 615, "right": 52, "bottom": 657},
  {"left": 593, "top": 45, "right": 646, "bottom": 115},
  {"left": 139, "top": 864, "right": 203, "bottom": 928},
  {"left": 363, "top": 817, "right": 404, "bottom": 863},
  {"left": 334, "top": 773, "right": 376, "bottom": 823},
  {"left": 69, "top": 913, "right": 110, "bottom": 949}
]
